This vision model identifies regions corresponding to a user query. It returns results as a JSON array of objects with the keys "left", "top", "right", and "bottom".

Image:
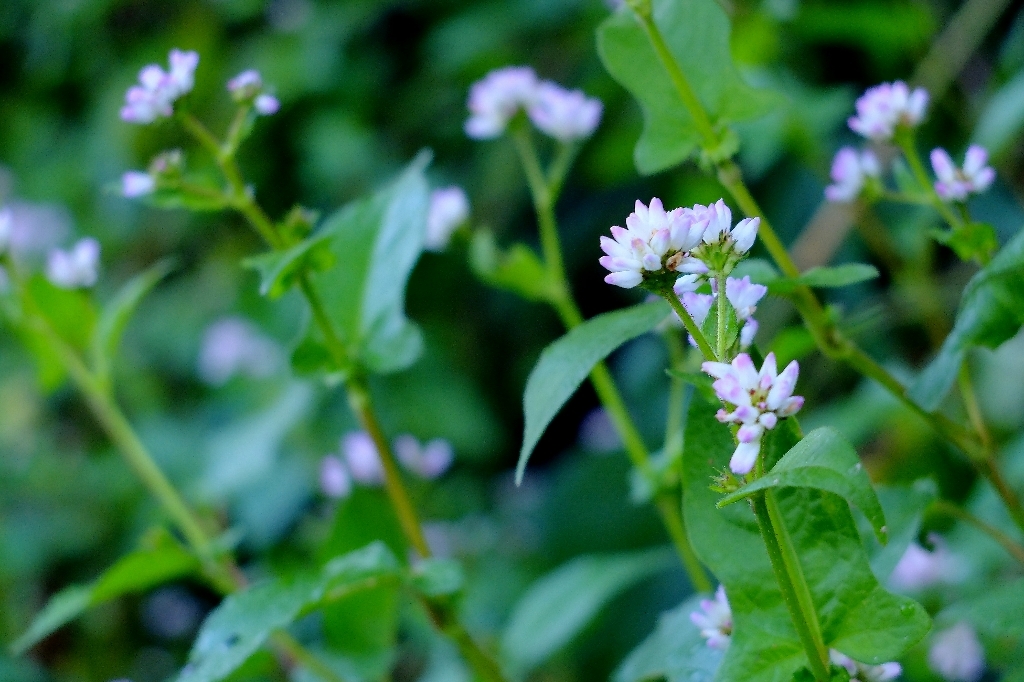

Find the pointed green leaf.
[
  {"left": 613, "top": 594, "right": 723, "bottom": 682},
  {"left": 469, "top": 231, "right": 559, "bottom": 303},
  {"left": 11, "top": 529, "right": 199, "bottom": 654},
  {"left": 718, "top": 427, "right": 889, "bottom": 543},
  {"left": 911, "top": 230, "right": 1024, "bottom": 411},
  {"left": 517, "top": 300, "right": 669, "bottom": 483},
  {"left": 682, "top": 396, "right": 929, "bottom": 679},
  {"left": 501, "top": 548, "right": 674, "bottom": 673},
  {"left": 242, "top": 232, "right": 333, "bottom": 299},
  {"left": 596, "top": 0, "right": 778, "bottom": 175}
]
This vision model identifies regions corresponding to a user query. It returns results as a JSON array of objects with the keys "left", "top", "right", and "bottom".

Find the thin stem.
[
  {"left": 894, "top": 131, "right": 963, "bottom": 231},
  {"left": 655, "top": 494, "right": 712, "bottom": 592},
  {"left": 715, "top": 273, "right": 727, "bottom": 361},
  {"left": 958, "top": 361, "right": 992, "bottom": 450},
  {"left": 931, "top": 499, "right": 1024, "bottom": 567},
  {"left": 661, "top": 290, "right": 717, "bottom": 361},
  {"left": 271, "top": 632, "right": 352, "bottom": 682},
  {"left": 751, "top": 492, "right": 831, "bottom": 681}
]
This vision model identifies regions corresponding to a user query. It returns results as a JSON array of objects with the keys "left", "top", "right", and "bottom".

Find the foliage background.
[{"left": 2, "top": 0, "right": 1024, "bottom": 680}]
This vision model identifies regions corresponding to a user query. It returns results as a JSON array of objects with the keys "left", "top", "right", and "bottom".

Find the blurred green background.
[{"left": 3, "top": 0, "right": 1024, "bottom": 680}]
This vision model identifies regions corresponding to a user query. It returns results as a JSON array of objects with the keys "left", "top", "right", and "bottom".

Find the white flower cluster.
[
  {"left": 426, "top": 186, "right": 470, "bottom": 251},
  {"left": 825, "top": 147, "right": 881, "bottom": 203},
  {"left": 46, "top": 238, "right": 101, "bottom": 290},
  {"left": 928, "top": 623, "right": 984, "bottom": 682},
  {"left": 702, "top": 353, "right": 803, "bottom": 475},
  {"left": 889, "top": 534, "right": 964, "bottom": 591},
  {"left": 676, "top": 275, "right": 765, "bottom": 350},
  {"left": 848, "top": 81, "right": 928, "bottom": 141},
  {"left": 320, "top": 431, "right": 455, "bottom": 499},
  {"left": 197, "top": 317, "right": 282, "bottom": 386},
  {"left": 690, "top": 585, "right": 732, "bottom": 649},
  {"left": 600, "top": 198, "right": 758, "bottom": 290},
  {"left": 227, "top": 69, "right": 280, "bottom": 116},
  {"left": 121, "top": 49, "right": 199, "bottom": 124},
  {"left": 465, "top": 66, "right": 602, "bottom": 142},
  {"left": 930, "top": 145, "right": 995, "bottom": 202},
  {"left": 830, "top": 651, "right": 902, "bottom": 682}
]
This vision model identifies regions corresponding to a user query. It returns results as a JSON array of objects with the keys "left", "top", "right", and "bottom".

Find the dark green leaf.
[
  {"left": 718, "top": 427, "right": 889, "bottom": 543},
  {"left": 243, "top": 232, "right": 333, "bottom": 299},
  {"left": 911, "top": 230, "right": 1024, "bottom": 411},
  {"left": 682, "top": 396, "right": 929, "bottom": 679},
  {"left": 596, "top": 0, "right": 778, "bottom": 175},
  {"left": 11, "top": 529, "right": 199, "bottom": 654},
  {"left": 501, "top": 548, "right": 674, "bottom": 673},
  {"left": 175, "top": 542, "right": 400, "bottom": 682},
  {"left": 469, "top": 231, "right": 559, "bottom": 303},
  {"left": 613, "top": 594, "right": 722, "bottom": 682},
  {"left": 517, "top": 301, "right": 669, "bottom": 483}
]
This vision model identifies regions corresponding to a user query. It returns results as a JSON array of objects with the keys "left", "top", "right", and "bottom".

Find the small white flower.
[
  {"left": 830, "top": 650, "right": 902, "bottom": 682},
  {"left": 527, "top": 81, "right": 602, "bottom": 142},
  {"left": 928, "top": 623, "right": 984, "bottom": 682},
  {"left": 320, "top": 455, "right": 352, "bottom": 499},
  {"left": 343, "top": 431, "right": 385, "bottom": 485},
  {"left": 254, "top": 94, "right": 280, "bottom": 116},
  {"left": 0, "top": 206, "right": 11, "bottom": 253},
  {"left": 931, "top": 145, "right": 995, "bottom": 201},
  {"left": 848, "top": 81, "right": 928, "bottom": 141},
  {"left": 739, "top": 318, "right": 758, "bottom": 350},
  {"left": 197, "top": 317, "right": 281, "bottom": 385},
  {"left": 394, "top": 435, "right": 455, "bottom": 480},
  {"left": 725, "top": 276, "right": 766, "bottom": 320},
  {"left": 464, "top": 66, "right": 539, "bottom": 139},
  {"left": 426, "top": 186, "right": 470, "bottom": 252},
  {"left": 46, "top": 238, "right": 100, "bottom": 289},
  {"left": 121, "top": 171, "right": 156, "bottom": 198},
  {"left": 889, "top": 534, "right": 964, "bottom": 591},
  {"left": 599, "top": 198, "right": 706, "bottom": 289},
  {"left": 702, "top": 353, "right": 803, "bottom": 474},
  {"left": 227, "top": 69, "right": 263, "bottom": 98},
  {"left": 825, "top": 147, "right": 882, "bottom": 202},
  {"left": 686, "top": 200, "right": 759, "bottom": 277},
  {"left": 690, "top": 585, "right": 732, "bottom": 649},
  {"left": 120, "top": 49, "right": 199, "bottom": 124}
]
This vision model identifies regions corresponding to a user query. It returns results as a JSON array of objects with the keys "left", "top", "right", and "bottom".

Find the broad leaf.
[
  {"left": 596, "top": 0, "right": 777, "bottom": 175},
  {"left": 12, "top": 529, "right": 199, "bottom": 654},
  {"left": 862, "top": 481, "right": 937, "bottom": 582},
  {"left": 973, "top": 67, "right": 1024, "bottom": 159},
  {"left": 936, "top": 577, "right": 1024, "bottom": 638},
  {"left": 682, "top": 395, "right": 929, "bottom": 680},
  {"left": 719, "top": 427, "right": 888, "bottom": 543},
  {"left": 614, "top": 594, "right": 723, "bottom": 682},
  {"left": 911, "top": 230, "right": 1024, "bottom": 411},
  {"left": 770, "top": 264, "right": 879, "bottom": 293},
  {"left": 501, "top": 547, "right": 674, "bottom": 673},
  {"left": 517, "top": 301, "right": 669, "bottom": 483},
  {"left": 469, "top": 231, "right": 559, "bottom": 303},
  {"left": 410, "top": 558, "right": 465, "bottom": 599},
  {"left": 310, "top": 151, "right": 431, "bottom": 375},
  {"left": 175, "top": 542, "right": 400, "bottom": 682},
  {"left": 243, "top": 232, "right": 333, "bottom": 299}
]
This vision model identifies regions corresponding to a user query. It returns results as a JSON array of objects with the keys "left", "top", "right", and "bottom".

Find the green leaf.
[
  {"left": 25, "top": 274, "right": 97, "bottom": 351},
  {"left": 147, "top": 187, "right": 230, "bottom": 212},
  {"left": 517, "top": 300, "right": 669, "bottom": 483},
  {"left": 862, "top": 481, "right": 937, "bottom": 581},
  {"left": 613, "top": 594, "right": 722, "bottom": 682},
  {"left": 731, "top": 258, "right": 780, "bottom": 286},
  {"left": 93, "top": 258, "right": 176, "bottom": 378},
  {"left": 11, "top": 529, "right": 199, "bottom": 654},
  {"left": 410, "top": 558, "right": 465, "bottom": 599},
  {"left": 596, "top": 0, "right": 778, "bottom": 175},
  {"left": 243, "top": 232, "right": 333, "bottom": 299},
  {"left": 770, "top": 264, "right": 879, "bottom": 293},
  {"left": 936, "top": 577, "right": 1024, "bottom": 638},
  {"left": 175, "top": 542, "right": 400, "bottom": 682},
  {"left": 718, "top": 427, "right": 889, "bottom": 543},
  {"left": 911, "top": 230, "right": 1024, "bottom": 411},
  {"left": 469, "top": 231, "right": 559, "bottom": 303},
  {"left": 501, "top": 547, "right": 674, "bottom": 673},
  {"left": 310, "top": 151, "right": 432, "bottom": 375},
  {"left": 933, "top": 222, "right": 999, "bottom": 264},
  {"left": 973, "top": 67, "right": 1024, "bottom": 159},
  {"left": 681, "top": 396, "right": 929, "bottom": 679}
]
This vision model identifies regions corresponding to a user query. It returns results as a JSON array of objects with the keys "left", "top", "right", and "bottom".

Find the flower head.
[
  {"left": 46, "top": 238, "right": 100, "bottom": 289},
  {"left": 227, "top": 69, "right": 263, "bottom": 98},
  {"left": 320, "top": 455, "right": 352, "bottom": 499},
  {"left": 725, "top": 276, "right": 767, "bottom": 320},
  {"left": 254, "top": 94, "right": 280, "bottom": 116},
  {"left": 527, "top": 81, "right": 602, "bottom": 142},
  {"left": 830, "top": 650, "right": 902, "bottom": 682},
  {"left": 928, "top": 623, "right": 984, "bottom": 682},
  {"left": 464, "top": 66, "right": 539, "bottom": 139},
  {"left": 599, "top": 197, "right": 706, "bottom": 289},
  {"left": 121, "top": 171, "right": 156, "bottom": 198},
  {"left": 197, "top": 317, "right": 281, "bottom": 385},
  {"left": 889, "top": 534, "right": 964, "bottom": 591},
  {"left": 343, "top": 431, "right": 385, "bottom": 485},
  {"left": 395, "top": 435, "right": 455, "bottom": 479},
  {"left": 426, "top": 186, "right": 470, "bottom": 252},
  {"left": 848, "top": 81, "right": 928, "bottom": 141},
  {"left": 690, "top": 585, "right": 732, "bottom": 649},
  {"left": 120, "top": 49, "right": 199, "bottom": 124},
  {"left": 687, "top": 200, "right": 759, "bottom": 277},
  {"left": 702, "top": 353, "right": 803, "bottom": 474},
  {"left": 931, "top": 145, "right": 995, "bottom": 201},
  {"left": 825, "top": 147, "right": 882, "bottom": 202}
]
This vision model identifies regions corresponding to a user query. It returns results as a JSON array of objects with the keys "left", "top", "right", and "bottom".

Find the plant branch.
[
  {"left": 894, "top": 131, "right": 963, "bottom": 231},
  {"left": 931, "top": 499, "right": 1024, "bottom": 567},
  {"left": 660, "top": 289, "right": 717, "bottom": 361}
]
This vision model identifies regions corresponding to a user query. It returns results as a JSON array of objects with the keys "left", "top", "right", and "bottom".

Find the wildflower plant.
[{"left": 4, "top": 1, "right": 1024, "bottom": 682}]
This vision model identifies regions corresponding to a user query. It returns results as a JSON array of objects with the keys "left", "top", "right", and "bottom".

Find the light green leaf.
[
  {"left": 93, "top": 258, "right": 176, "bottom": 378},
  {"left": 469, "top": 231, "right": 559, "bottom": 303},
  {"left": 770, "top": 264, "right": 879, "bottom": 294},
  {"left": 682, "top": 396, "right": 929, "bottom": 679},
  {"left": 936, "top": 577, "right": 1024, "bottom": 638},
  {"left": 613, "top": 594, "right": 722, "bottom": 682},
  {"left": 862, "top": 481, "right": 937, "bottom": 582},
  {"left": 311, "top": 151, "right": 431, "bottom": 374},
  {"left": 11, "top": 529, "right": 199, "bottom": 654},
  {"left": 973, "top": 67, "right": 1024, "bottom": 159},
  {"left": 243, "top": 232, "right": 333, "bottom": 299},
  {"left": 176, "top": 542, "right": 400, "bottom": 682},
  {"left": 731, "top": 258, "right": 780, "bottom": 286},
  {"left": 147, "top": 187, "right": 230, "bottom": 212},
  {"left": 596, "top": 0, "right": 778, "bottom": 175},
  {"left": 517, "top": 301, "right": 669, "bottom": 483},
  {"left": 911, "top": 230, "right": 1024, "bottom": 411},
  {"left": 718, "top": 427, "right": 889, "bottom": 543},
  {"left": 933, "top": 222, "right": 999, "bottom": 264},
  {"left": 410, "top": 558, "right": 464, "bottom": 599},
  {"left": 501, "top": 547, "right": 674, "bottom": 673}
]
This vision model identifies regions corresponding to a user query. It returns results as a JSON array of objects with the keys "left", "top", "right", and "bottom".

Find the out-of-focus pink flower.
[
  {"left": 197, "top": 317, "right": 281, "bottom": 385},
  {"left": 931, "top": 145, "right": 995, "bottom": 201},
  {"left": 121, "top": 171, "right": 156, "bottom": 198},
  {"left": 0, "top": 206, "right": 11, "bottom": 254},
  {"left": 464, "top": 66, "right": 539, "bottom": 139},
  {"left": 830, "top": 650, "right": 902, "bottom": 682},
  {"left": 690, "top": 585, "right": 732, "bottom": 649},
  {"left": 848, "top": 81, "right": 928, "bottom": 140},
  {"left": 825, "top": 147, "right": 881, "bottom": 202},
  {"left": 320, "top": 455, "right": 352, "bottom": 499},
  {"left": 426, "top": 186, "right": 470, "bottom": 251},
  {"left": 928, "top": 623, "right": 984, "bottom": 682},
  {"left": 343, "top": 431, "right": 385, "bottom": 485},
  {"left": 527, "top": 81, "right": 602, "bottom": 142},
  {"left": 120, "top": 49, "right": 199, "bottom": 124},
  {"left": 395, "top": 435, "right": 455, "bottom": 480},
  {"left": 46, "top": 238, "right": 100, "bottom": 289},
  {"left": 890, "top": 534, "right": 964, "bottom": 591}
]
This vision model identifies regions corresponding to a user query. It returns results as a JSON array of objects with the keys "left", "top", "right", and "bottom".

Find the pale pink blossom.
[
  {"left": 320, "top": 455, "right": 352, "bottom": 499},
  {"left": 254, "top": 94, "right": 280, "bottom": 116},
  {"left": 825, "top": 147, "right": 881, "bottom": 202},
  {"left": 527, "top": 81, "right": 602, "bottom": 142},
  {"left": 725, "top": 276, "right": 767, "bottom": 320},
  {"left": 227, "top": 69, "right": 263, "bottom": 98},
  {"left": 830, "top": 650, "right": 902, "bottom": 682},
  {"left": 197, "top": 317, "right": 281, "bottom": 385},
  {"left": 0, "top": 206, "right": 11, "bottom": 253},
  {"left": 890, "top": 534, "right": 964, "bottom": 591},
  {"left": 686, "top": 200, "right": 759, "bottom": 277},
  {"left": 394, "top": 435, "right": 455, "bottom": 480},
  {"left": 46, "top": 238, "right": 100, "bottom": 289},
  {"left": 121, "top": 171, "right": 156, "bottom": 198},
  {"left": 343, "top": 431, "right": 385, "bottom": 485},
  {"left": 931, "top": 145, "right": 995, "bottom": 201},
  {"left": 464, "top": 67, "right": 539, "bottom": 139},
  {"left": 426, "top": 186, "right": 470, "bottom": 251},
  {"left": 702, "top": 353, "right": 803, "bottom": 474},
  {"left": 690, "top": 585, "right": 732, "bottom": 649},
  {"left": 928, "top": 623, "right": 984, "bottom": 682},
  {"left": 120, "top": 49, "right": 199, "bottom": 124},
  {"left": 848, "top": 81, "right": 928, "bottom": 141},
  {"left": 599, "top": 198, "right": 705, "bottom": 288}
]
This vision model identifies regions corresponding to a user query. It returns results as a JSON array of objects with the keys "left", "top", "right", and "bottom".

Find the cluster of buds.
[
  {"left": 226, "top": 69, "right": 280, "bottom": 116},
  {"left": 464, "top": 66, "right": 602, "bottom": 142},
  {"left": 121, "top": 150, "right": 185, "bottom": 198},
  {"left": 320, "top": 431, "right": 455, "bottom": 500},
  {"left": 121, "top": 49, "right": 199, "bottom": 124},
  {"left": 675, "top": 275, "right": 765, "bottom": 351}
]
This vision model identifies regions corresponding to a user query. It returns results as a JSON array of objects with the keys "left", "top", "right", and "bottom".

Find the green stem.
[
  {"left": 441, "top": 615, "right": 509, "bottom": 682},
  {"left": 660, "top": 289, "right": 717, "bottom": 361},
  {"left": 931, "top": 499, "right": 1024, "bottom": 567},
  {"left": 894, "top": 131, "right": 963, "bottom": 231},
  {"left": 655, "top": 494, "right": 712, "bottom": 592},
  {"left": 751, "top": 492, "right": 831, "bottom": 681},
  {"left": 715, "top": 273, "right": 727, "bottom": 361}
]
